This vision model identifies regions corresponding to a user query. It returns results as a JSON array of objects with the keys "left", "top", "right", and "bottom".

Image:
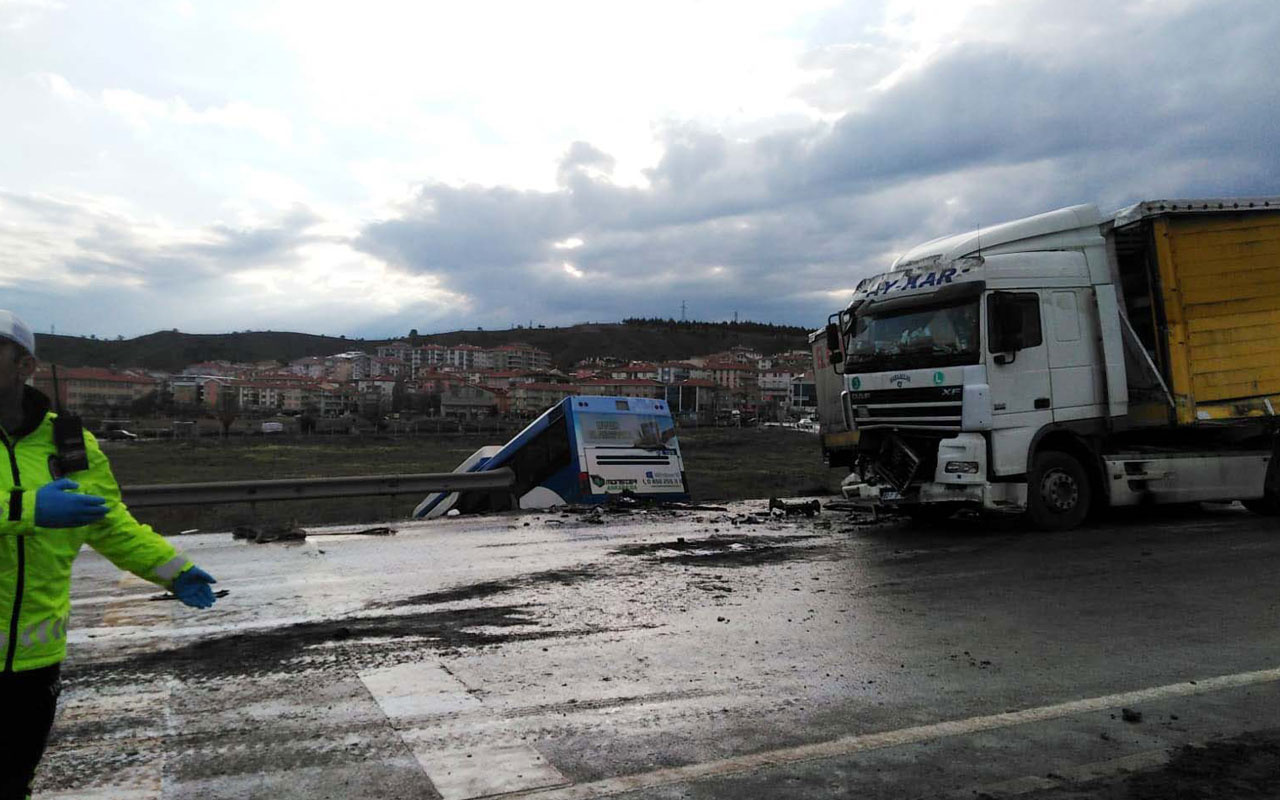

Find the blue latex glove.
[
  {"left": 172, "top": 566, "right": 218, "bottom": 609},
  {"left": 35, "top": 478, "right": 108, "bottom": 528}
]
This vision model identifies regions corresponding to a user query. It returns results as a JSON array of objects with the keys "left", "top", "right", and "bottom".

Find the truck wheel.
[
  {"left": 1243, "top": 452, "right": 1280, "bottom": 515},
  {"left": 1027, "top": 450, "right": 1092, "bottom": 531}
]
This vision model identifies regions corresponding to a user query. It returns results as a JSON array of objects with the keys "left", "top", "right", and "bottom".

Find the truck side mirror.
[{"left": 825, "top": 321, "right": 845, "bottom": 373}]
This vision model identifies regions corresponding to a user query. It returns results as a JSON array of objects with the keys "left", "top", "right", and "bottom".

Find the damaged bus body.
[
  {"left": 414, "top": 395, "right": 689, "bottom": 519},
  {"left": 822, "top": 199, "right": 1280, "bottom": 530}
]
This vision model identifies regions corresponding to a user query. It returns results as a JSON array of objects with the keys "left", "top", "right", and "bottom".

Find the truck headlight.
[{"left": 944, "top": 461, "right": 979, "bottom": 474}]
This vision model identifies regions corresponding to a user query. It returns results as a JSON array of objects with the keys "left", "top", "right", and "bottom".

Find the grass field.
[{"left": 102, "top": 427, "right": 842, "bottom": 532}]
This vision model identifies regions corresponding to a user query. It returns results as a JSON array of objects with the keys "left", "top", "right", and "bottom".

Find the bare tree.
[{"left": 217, "top": 386, "right": 240, "bottom": 437}]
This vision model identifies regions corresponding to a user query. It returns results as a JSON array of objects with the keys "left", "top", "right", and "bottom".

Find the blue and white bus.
[{"left": 414, "top": 395, "right": 689, "bottom": 518}]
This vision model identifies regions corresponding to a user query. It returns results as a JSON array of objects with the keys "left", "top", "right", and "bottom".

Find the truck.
[
  {"left": 808, "top": 327, "right": 859, "bottom": 467},
  {"left": 821, "top": 198, "right": 1280, "bottom": 529}
]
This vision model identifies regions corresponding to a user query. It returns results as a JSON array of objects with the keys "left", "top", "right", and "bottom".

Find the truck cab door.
[
  {"left": 1044, "top": 289, "right": 1106, "bottom": 422},
  {"left": 986, "top": 291, "right": 1052, "bottom": 477}
]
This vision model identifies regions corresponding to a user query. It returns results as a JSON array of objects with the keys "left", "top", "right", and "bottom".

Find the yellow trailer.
[{"left": 1108, "top": 199, "right": 1280, "bottom": 425}]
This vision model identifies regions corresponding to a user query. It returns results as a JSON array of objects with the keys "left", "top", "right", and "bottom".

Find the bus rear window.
[{"left": 576, "top": 412, "right": 675, "bottom": 449}]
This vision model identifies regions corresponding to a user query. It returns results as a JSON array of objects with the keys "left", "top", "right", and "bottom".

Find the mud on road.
[
  {"left": 44, "top": 501, "right": 1280, "bottom": 799},
  {"left": 1004, "top": 729, "right": 1280, "bottom": 800}
]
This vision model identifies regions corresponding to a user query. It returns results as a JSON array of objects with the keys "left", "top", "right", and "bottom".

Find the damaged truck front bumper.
[{"left": 839, "top": 477, "right": 1027, "bottom": 514}]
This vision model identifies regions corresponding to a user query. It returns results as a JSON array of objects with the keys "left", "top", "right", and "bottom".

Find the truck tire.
[
  {"left": 1243, "top": 449, "right": 1280, "bottom": 516},
  {"left": 1027, "top": 450, "right": 1092, "bottom": 531}
]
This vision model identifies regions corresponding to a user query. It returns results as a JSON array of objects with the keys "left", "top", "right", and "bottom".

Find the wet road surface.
[{"left": 39, "top": 501, "right": 1280, "bottom": 799}]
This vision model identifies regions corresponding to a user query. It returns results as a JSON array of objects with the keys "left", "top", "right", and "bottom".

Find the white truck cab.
[{"left": 824, "top": 201, "right": 1280, "bottom": 529}]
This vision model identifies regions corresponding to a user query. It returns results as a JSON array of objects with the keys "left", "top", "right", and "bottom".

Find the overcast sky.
[{"left": 2, "top": 0, "right": 1278, "bottom": 339}]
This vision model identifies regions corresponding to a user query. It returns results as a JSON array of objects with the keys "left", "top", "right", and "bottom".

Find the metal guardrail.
[{"left": 122, "top": 468, "right": 516, "bottom": 508}]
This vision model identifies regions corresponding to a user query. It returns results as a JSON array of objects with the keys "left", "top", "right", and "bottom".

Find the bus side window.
[{"left": 509, "top": 413, "right": 572, "bottom": 495}]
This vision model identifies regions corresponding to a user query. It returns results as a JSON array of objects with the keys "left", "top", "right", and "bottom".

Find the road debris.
[
  {"left": 149, "top": 589, "right": 232, "bottom": 602},
  {"left": 768, "top": 497, "right": 822, "bottom": 516},
  {"left": 351, "top": 526, "right": 397, "bottom": 536},
  {"left": 232, "top": 523, "right": 307, "bottom": 543},
  {"left": 611, "top": 534, "right": 826, "bottom": 567}
]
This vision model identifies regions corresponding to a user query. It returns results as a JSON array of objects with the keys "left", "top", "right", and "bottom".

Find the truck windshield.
[{"left": 845, "top": 300, "right": 980, "bottom": 372}]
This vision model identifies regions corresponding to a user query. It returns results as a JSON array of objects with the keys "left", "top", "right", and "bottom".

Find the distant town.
[{"left": 33, "top": 337, "right": 819, "bottom": 432}]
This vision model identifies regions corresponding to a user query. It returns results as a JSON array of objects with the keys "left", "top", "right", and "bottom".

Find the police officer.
[{"left": 0, "top": 310, "right": 218, "bottom": 799}]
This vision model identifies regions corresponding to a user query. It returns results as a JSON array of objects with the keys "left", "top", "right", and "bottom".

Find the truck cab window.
[{"left": 987, "top": 292, "right": 1043, "bottom": 352}]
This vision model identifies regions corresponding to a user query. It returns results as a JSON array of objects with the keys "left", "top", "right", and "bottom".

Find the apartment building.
[
  {"left": 439, "top": 382, "right": 503, "bottom": 418},
  {"left": 508, "top": 382, "right": 575, "bottom": 416},
  {"left": 489, "top": 343, "right": 551, "bottom": 372},
  {"left": 376, "top": 341, "right": 415, "bottom": 363},
  {"left": 758, "top": 364, "right": 797, "bottom": 411},
  {"left": 788, "top": 372, "right": 818, "bottom": 416},
  {"left": 33, "top": 366, "right": 159, "bottom": 413},
  {"left": 284, "top": 356, "right": 327, "bottom": 379},
  {"left": 664, "top": 379, "right": 718, "bottom": 423},
  {"left": 609, "top": 363, "right": 659, "bottom": 381},
  {"left": 704, "top": 361, "right": 758, "bottom": 391},
  {"left": 370, "top": 356, "right": 407, "bottom": 378},
  {"left": 573, "top": 378, "right": 665, "bottom": 399}
]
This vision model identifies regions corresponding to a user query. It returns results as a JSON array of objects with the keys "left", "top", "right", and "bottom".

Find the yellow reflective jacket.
[{"left": 1, "top": 387, "right": 191, "bottom": 672}]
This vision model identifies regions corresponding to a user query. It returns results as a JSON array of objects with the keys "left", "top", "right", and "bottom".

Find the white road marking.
[
  {"left": 503, "top": 665, "right": 1280, "bottom": 799},
  {"left": 409, "top": 742, "right": 568, "bottom": 800},
  {"left": 360, "top": 661, "right": 482, "bottom": 720},
  {"left": 360, "top": 661, "right": 568, "bottom": 799}
]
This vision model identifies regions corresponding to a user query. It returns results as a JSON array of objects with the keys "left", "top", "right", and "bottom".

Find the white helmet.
[{"left": 0, "top": 310, "right": 36, "bottom": 358}]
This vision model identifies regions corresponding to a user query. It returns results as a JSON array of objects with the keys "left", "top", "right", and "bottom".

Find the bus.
[{"left": 414, "top": 395, "right": 689, "bottom": 518}]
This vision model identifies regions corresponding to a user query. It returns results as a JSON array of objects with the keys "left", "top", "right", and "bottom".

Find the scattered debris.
[
  {"left": 663, "top": 502, "right": 729, "bottom": 512},
  {"left": 232, "top": 523, "right": 307, "bottom": 544},
  {"left": 72, "top": 605, "right": 565, "bottom": 681},
  {"left": 612, "top": 534, "right": 825, "bottom": 567},
  {"left": 377, "top": 566, "right": 600, "bottom": 607},
  {"left": 768, "top": 497, "right": 822, "bottom": 517},
  {"left": 557, "top": 499, "right": 729, "bottom": 520},
  {"left": 351, "top": 526, "right": 396, "bottom": 536},
  {"left": 821, "top": 501, "right": 865, "bottom": 512},
  {"left": 149, "top": 589, "right": 231, "bottom": 602}
]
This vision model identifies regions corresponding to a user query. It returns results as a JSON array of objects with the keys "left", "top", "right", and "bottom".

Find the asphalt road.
[{"left": 40, "top": 501, "right": 1280, "bottom": 799}]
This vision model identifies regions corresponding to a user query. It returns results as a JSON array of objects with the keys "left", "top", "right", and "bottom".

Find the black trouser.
[{"left": 0, "top": 664, "right": 61, "bottom": 800}]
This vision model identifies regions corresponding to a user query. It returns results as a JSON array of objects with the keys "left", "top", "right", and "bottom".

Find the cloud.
[
  {"left": 99, "top": 88, "right": 293, "bottom": 145},
  {"left": 0, "top": 191, "right": 458, "bottom": 336},
  {"left": 5, "top": 0, "right": 1280, "bottom": 340},
  {"left": 348, "top": 0, "right": 1280, "bottom": 335}
]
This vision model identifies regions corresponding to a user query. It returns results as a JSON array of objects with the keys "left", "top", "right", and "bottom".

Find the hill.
[{"left": 33, "top": 320, "right": 812, "bottom": 372}]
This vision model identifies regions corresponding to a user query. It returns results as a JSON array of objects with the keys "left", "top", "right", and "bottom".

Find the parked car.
[{"left": 100, "top": 428, "right": 138, "bottom": 440}]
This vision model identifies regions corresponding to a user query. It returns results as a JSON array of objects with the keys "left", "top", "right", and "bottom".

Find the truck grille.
[
  {"left": 845, "top": 386, "right": 963, "bottom": 431},
  {"left": 872, "top": 434, "right": 922, "bottom": 491}
]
